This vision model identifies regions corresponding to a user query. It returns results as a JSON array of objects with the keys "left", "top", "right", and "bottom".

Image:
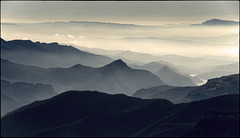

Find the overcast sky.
[
  {"left": 1, "top": 1, "right": 239, "bottom": 25},
  {"left": 1, "top": 1, "right": 239, "bottom": 58}
]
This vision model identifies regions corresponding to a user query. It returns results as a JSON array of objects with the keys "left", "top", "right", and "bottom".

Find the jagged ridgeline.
[{"left": 1, "top": 38, "right": 113, "bottom": 68}]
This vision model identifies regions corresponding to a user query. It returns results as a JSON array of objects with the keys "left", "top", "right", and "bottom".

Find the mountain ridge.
[
  {"left": 1, "top": 38, "right": 113, "bottom": 68},
  {"left": 2, "top": 58, "right": 163, "bottom": 95},
  {"left": 133, "top": 74, "right": 239, "bottom": 103},
  {"left": 1, "top": 90, "right": 238, "bottom": 137}
]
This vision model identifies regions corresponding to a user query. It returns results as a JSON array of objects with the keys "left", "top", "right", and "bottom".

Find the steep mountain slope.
[
  {"left": 1, "top": 80, "right": 56, "bottom": 116},
  {"left": 1, "top": 91, "right": 238, "bottom": 137},
  {"left": 134, "top": 94, "right": 239, "bottom": 137},
  {"left": 184, "top": 74, "right": 239, "bottom": 102},
  {"left": 198, "top": 63, "right": 239, "bottom": 80},
  {"left": 154, "top": 66, "right": 196, "bottom": 86},
  {"left": 133, "top": 74, "right": 239, "bottom": 103},
  {"left": 1, "top": 59, "right": 163, "bottom": 95},
  {"left": 1, "top": 38, "right": 113, "bottom": 68}
]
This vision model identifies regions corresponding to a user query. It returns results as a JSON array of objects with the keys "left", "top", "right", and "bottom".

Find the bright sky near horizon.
[
  {"left": 1, "top": 1, "right": 239, "bottom": 25},
  {"left": 1, "top": 1, "right": 239, "bottom": 58}
]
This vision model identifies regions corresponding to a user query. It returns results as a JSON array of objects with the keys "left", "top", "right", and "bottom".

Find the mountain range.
[
  {"left": 1, "top": 58, "right": 163, "bottom": 95},
  {"left": 1, "top": 38, "right": 113, "bottom": 68},
  {"left": 1, "top": 90, "right": 238, "bottom": 137},
  {"left": 133, "top": 74, "right": 239, "bottom": 103},
  {"left": 94, "top": 49, "right": 236, "bottom": 75}
]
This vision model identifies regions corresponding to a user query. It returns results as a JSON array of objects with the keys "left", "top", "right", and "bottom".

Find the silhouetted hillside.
[
  {"left": 182, "top": 111, "right": 239, "bottom": 137},
  {"left": 133, "top": 74, "right": 239, "bottom": 103},
  {"left": 1, "top": 59, "right": 163, "bottom": 95},
  {"left": 184, "top": 74, "right": 239, "bottom": 102},
  {"left": 1, "top": 38, "right": 113, "bottom": 68},
  {"left": 134, "top": 94, "right": 239, "bottom": 137},
  {"left": 1, "top": 90, "right": 238, "bottom": 137}
]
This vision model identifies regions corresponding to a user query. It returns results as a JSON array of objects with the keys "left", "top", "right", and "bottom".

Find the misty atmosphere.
[{"left": 1, "top": 1, "right": 239, "bottom": 137}]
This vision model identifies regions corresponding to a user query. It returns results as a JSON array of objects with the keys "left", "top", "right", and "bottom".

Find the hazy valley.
[
  {"left": 1, "top": 37, "right": 239, "bottom": 137},
  {"left": 1, "top": 2, "right": 239, "bottom": 136}
]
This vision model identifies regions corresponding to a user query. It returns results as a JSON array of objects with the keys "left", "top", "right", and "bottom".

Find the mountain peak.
[
  {"left": 103, "top": 59, "right": 129, "bottom": 69},
  {"left": 112, "top": 59, "right": 125, "bottom": 64}
]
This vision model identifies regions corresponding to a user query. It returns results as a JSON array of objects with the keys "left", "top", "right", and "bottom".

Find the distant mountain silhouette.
[
  {"left": 114, "top": 50, "right": 160, "bottom": 63},
  {"left": 1, "top": 90, "right": 238, "bottom": 137},
  {"left": 201, "top": 19, "right": 239, "bottom": 26},
  {"left": 1, "top": 59, "right": 163, "bottom": 95},
  {"left": 154, "top": 66, "right": 196, "bottom": 86},
  {"left": 130, "top": 62, "right": 165, "bottom": 73},
  {"left": 130, "top": 62, "right": 196, "bottom": 87},
  {"left": 1, "top": 80, "right": 56, "bottom": 116},
  {"left": 133, "top": 74, "right": 239, "bottom": 103},
  {"left": 198, "top": 62, "right": 239, "bottom": 80},
  {"left": 1, "top": 38, "right": 113, "bottom": 68},
  {"left": 112, "top": 50, "right": 235, "bottom": 71}
]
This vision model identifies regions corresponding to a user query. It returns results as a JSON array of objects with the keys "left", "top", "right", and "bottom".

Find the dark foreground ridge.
[{"left": 1, "top": 90, "right": 239, "bottom": 137}]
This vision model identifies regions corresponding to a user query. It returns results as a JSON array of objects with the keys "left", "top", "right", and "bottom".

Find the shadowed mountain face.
[
  {"left": 1, "top": 59, "right": 163, "bottom": 95},
  {"left": 133, "top": 74, "right": 239, "bottom": 103},
  {"left": 1, "top": 90, "right": 238, "bottom": 137},
  {"left": 1, "top": 80, "right": 56, "bottom": 116},
  {"left": 1, "top": 38, "right": 113, "bottom": 68}
]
